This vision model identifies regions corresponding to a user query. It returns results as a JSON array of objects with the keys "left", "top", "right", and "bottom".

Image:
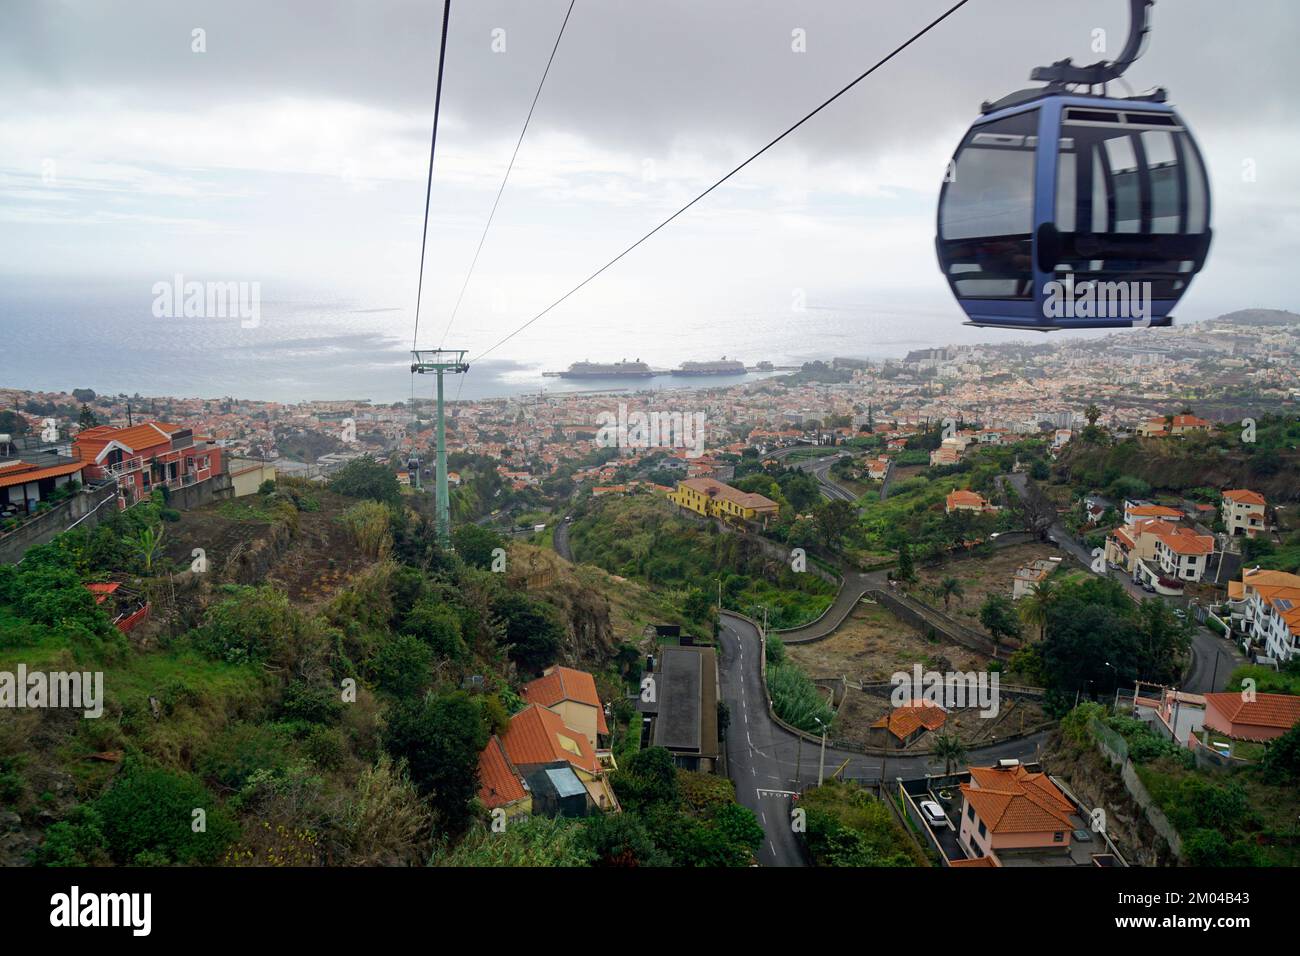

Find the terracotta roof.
[
  {"left": 75, "top": 421, "right": 183, "bottom": 456},
  {"left": 871, "top": 702, "right": 947, "bottom": 740},
  {"left": 676, "top": 477, "right": 778, "bottom": 512},
  {"left": 961, "top": 766, "right": 1075, "bottom": 835},
  {"left": 1242, "top": 568, "right": 1300, "bottom": 590},
  {"left": 1203, "top": 693, "right": 1300, "bottom": 732},
  {"left": 477, "top": 735, "right": 528, "bottom": 808},
  {"left": 949, "top": 856, "right": 998, "bottom": 867},
  {"left": 1223, "top": 489, "right": 1266, "bottom": 506},
  {"left": 1128, "top": 505, "right": 1182, "bottom": 519},
  {"left": 499, "top": 704, "right": 600, "bottom": 774},
  {"left": 1153, "top": 526, "right": 1215, "bottom": 556},
  {"left": 946, "top": 490, "right": 988, "bottom": 509},
  {"left": 522, "top": 666, "right": 609, "bottom": 735},
  {"left": 0, "top": 460, "right": 86, "bottom": 490}
]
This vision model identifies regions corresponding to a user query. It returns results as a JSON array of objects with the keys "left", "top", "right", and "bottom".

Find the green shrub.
[
  {"left": 30, "top": 805, "right": 109, "bottom": 867},
  {"left": 372, "top": 634, "right": 433, "bottom": 698},
  {"left": 303, "top": 726, "right": 347, "bottom": 771},
  {"left": 329, "top": 457, "right": 400, "bottom": 505},
  {"left": 94, "top": 767, "right": 238, "bottom": 865},
  {"left": 403, "top": 598, "right": 467, "bottom": 662},
  {"left": 278, "top": 680, "right": 344, "bottom": 726},
  {"left": 196, "top": 723, "right": 296, "bottom": 793},
  {"left": 767, "top": 662, "right": 833, "bottom": 733}
]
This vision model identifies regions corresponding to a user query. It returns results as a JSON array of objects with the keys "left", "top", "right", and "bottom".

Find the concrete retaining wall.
[
  {"left": 0, "top": 483, "right": 119, "bottom": 564},
  {"left": 1, "top": 472, "right": 235, "bottom": 565},
  {"left": 1092, "top": 722, "right": 1184, "bottom": 861},
  {"left": 870, "top": 588, "right": 1008, "bottom": 657}
]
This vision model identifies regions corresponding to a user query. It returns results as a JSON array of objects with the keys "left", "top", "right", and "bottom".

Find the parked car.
[{"left": 919, "top": 800, "right": 951, "bottom": 829}]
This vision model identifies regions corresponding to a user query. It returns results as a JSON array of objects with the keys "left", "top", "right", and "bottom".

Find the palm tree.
[
  {"left": 1017, "top": 577, "right": 1057, "bottom": 642},
  {"left": 932, "top": 732, "right": 967, "bottom": 776},
  {"left": 1085, "top": 404, "right": 1101, "bottom": 427},
  {"left": 938, "top": 576, "right": 964, "bottom": 612}
]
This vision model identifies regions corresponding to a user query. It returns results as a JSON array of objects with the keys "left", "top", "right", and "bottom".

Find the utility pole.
[
  {"left": 815, "top": 717, "right": 827, "bottom": 787},
  {"left": 411, "top": 349, "right": 469, "bottom": 548}
]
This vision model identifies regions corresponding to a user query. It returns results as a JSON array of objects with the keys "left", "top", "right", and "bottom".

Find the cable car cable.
[
  {"left": 439, "top": 0, "right": 577, "bottom": 351},
  {"left": 411, "top": 0, "right": 454, "bottom": 352},
  {"left": 467, "top": 0, "right": 973, "bottom": 366}
]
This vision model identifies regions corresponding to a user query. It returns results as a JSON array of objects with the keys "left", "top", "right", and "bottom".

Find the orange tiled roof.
[
  {"left": 1127, "top": 505, "right": 1182, "bottom": 519},
  {"left": 946, "top": 490, "right": 988, "bottom": 509},
  {"left": 499, "top": 704, "right": 600, "bottom": 774},
  {"left": 477, "top": 735, "right": 527, "bottom": 808},
  {"left": 871, "top": 702, "right": 947, "bottom": 740},
  {"left": 522, "top": 666, "right": 609, "bottom": 735},
  {"left": 677, "top": 477, "right": 778, "bottom": 512},
  {"left": 0, "top": 460, "right": 86, "bottom": 490},
  {"left": 1204, "top": 693, "right": 1300, "bottom": 731},
  {"left": 75, "top": 421, "right": 183, "bottom": 457},
  {"left": 1153, "top": 526, "right": 1214, "bottom": 556},
  {"left": 1223, "top": 489, "right": 1266, "bottom": 506},
  {"left": 961, "top": 765, "right": 1075, "bottom": 835},
  {"left": 1242, "top": 568, "right": 1300, "bottom": 590}
]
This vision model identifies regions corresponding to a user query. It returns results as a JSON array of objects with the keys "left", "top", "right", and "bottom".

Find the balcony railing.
[{"left": 102, "top": 457, "right": 144, "bottom": 479}]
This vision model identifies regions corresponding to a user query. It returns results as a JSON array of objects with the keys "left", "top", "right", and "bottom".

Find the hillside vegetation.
[
  {"left": 1056, "top": 415, "right": 1300, "bottom": 503},
  {"left": 0, "top": 468, "right": 754, "bottom": 867},
  {"left": 567, "top": 494, "right": 836, "bottom": 630}
]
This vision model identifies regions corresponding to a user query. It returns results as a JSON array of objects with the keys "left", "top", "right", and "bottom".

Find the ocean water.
[{"left": 0, "top": 275, "right": 1123, "bottom": 404}]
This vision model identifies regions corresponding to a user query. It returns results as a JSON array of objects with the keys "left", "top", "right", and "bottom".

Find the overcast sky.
[{"left": 3, "top": 0, "right": 1297, "bottom": 366}]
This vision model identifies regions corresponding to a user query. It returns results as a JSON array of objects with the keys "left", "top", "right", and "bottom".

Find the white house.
[
  {"left": 1230, "top": 569, "right": 1300, "bottom": 662},
  {"left": 1221, "top": 489, "right": 1267, "bottom": 539},
  {"left": 1151, "top": 526, "right": 1215, "bottom": 583}
]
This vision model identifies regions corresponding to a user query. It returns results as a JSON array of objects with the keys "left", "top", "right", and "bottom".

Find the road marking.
[{"left": 757, "top": 788, "right": 799, "bottom": 797}]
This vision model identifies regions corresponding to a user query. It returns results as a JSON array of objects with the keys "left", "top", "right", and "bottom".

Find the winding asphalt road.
[
  {"left": 804, "top": 455, "right": 857, "bottom": 502},
  {"left": 550, "top": 521, "right": 1047, "bottom": 866},
  {"left": 552, "top": 518, "right": 575, "bottom": 562},
  {"left": 767, "top": 446, "right": 857, "bottom": 503},
  {"left": 719, "top": 612, "right": 1050, "bottom": 867},
  {"left": 774, "top": 569, "right": 884, "bottom": 643}
]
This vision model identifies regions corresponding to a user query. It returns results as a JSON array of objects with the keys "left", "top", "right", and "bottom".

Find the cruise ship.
[
  {"left": 671, "top": 357, "right": 746, "bottom": 376},
  {"left": 549, "top": 359, "right": 656, "bottom": 379}
]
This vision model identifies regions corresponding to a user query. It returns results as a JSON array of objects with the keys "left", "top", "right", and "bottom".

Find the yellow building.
[
  {"left": 668, "top": 477, "right": 779, "bottom": 526},
  {"left": 227, "top": 457, "right": 277, "bottom": 497}
]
